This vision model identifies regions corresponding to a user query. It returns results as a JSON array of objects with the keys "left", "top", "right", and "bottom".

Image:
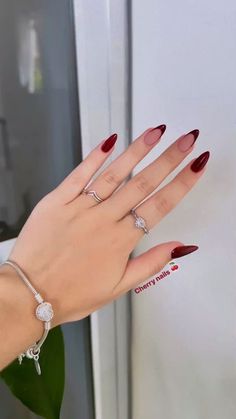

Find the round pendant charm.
[{"left": 36, "top": 302, "right": 54, "bottom": 322}]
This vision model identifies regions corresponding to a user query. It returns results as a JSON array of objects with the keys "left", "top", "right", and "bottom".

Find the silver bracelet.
[{"left": 0, "top": 259, "right": 54, "bottom": 375}]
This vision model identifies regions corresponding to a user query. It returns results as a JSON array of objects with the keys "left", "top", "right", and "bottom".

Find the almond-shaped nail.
[
  {"left": 171, "top": 245, "right": 199, "bottom": 259},
  {"left": 178, "top": 129, "right": 200, "bottom": 152},
  {"left": 144, "top": 124, "right": 166, "bottom": 145},
  {"left": 191, "top": 151, "right": 210, "bottom": 173},
  {"left": 101, "top": 133, "right": 118, "bottom": 152}
]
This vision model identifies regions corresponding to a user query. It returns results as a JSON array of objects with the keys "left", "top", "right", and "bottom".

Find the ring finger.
[{"left": 119, "top": 151, "right": 210, "bottom": 244}]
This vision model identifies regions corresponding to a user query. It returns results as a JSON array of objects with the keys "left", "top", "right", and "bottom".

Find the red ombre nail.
[
  {"left": 187, "top": 129, "right": 200, "bottom": 142},
  {"left": 101, "top": 133, "right": 118, "bottom": 152},
  {"left": 144, "top": 124, "right": 166, "bottom": 145},
  {"left": 191, "top": 151, "right": 210, "bottom": 173},
  {"left": 154, "top": 124, "right": 167, "bottom": 135},
  {"left": 171, "top": 245, "right": 199, "bottom": 259},
  {"left": 178, "top": 129, "right": 200, "bottom": 152}
]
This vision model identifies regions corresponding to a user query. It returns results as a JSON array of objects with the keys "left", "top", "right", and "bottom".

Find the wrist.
[{"left": 0, "top": 264, "right": 43, "bottom": 369}]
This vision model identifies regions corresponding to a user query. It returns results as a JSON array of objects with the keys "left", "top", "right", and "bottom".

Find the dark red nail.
[
  {"left": 151, "top": 124, "right": 166, "bottom": 135},
  {"left": 101, "top": 133, "right": 118, "bottom": 152},
  {"left": 191, "top": 151, "right": 210, "bottom": 173},
  {"left": 185, "top": 129, "right": 200, "bottom": 142},
  {"left": 171, "top": 245, "right": 199, "bottom": 259}
]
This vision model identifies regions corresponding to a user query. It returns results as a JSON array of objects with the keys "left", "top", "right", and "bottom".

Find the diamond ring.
[{"left": 130, "top": 208, "right": 149, "bottom": 234}]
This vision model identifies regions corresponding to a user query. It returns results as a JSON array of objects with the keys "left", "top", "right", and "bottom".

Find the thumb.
[{"left": 117, "top": 241, "right": 198, "bottom": 294}]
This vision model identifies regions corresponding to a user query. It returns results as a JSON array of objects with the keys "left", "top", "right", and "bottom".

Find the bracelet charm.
[
  {"left": 36, "top": 302, "right": 54, "bottom": 322},
  {"left": 19, "top": 346, "right": 42, "bottom": 375}
]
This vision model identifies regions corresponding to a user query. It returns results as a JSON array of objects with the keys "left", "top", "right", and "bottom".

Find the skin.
[{"left": 0, "top": 126, "right": 209, "bottom": 370}]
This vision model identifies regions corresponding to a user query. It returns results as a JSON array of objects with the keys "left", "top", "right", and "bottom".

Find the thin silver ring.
[
  {"left": 82, "top": 187, "right": 104, "bottom": 203},
  {"left": 130, "top": 208, "right": 149, "bottom": 234}
]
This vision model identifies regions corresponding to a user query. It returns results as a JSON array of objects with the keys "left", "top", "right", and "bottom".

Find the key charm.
[
  {"left": 33, "top": 355, "right": 41, "bottom": 375},
  {"left": 25, "top": 347, "right": 42, "bottom": 375},
  {"left": 32, "top": 349, "right": 41, "bottom": 375}
]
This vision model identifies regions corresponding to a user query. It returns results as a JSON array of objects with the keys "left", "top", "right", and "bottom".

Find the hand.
[{"left": 7, "top": 125, "right": 210, "bottom": 326}]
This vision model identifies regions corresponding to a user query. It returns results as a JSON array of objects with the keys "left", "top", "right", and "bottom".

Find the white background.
[{"left": 131, "top": 0, "right": 236, "bottom": 418}]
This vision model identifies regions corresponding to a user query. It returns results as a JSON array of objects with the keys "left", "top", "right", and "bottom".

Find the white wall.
[{"left": 131, "top": 1, "right": 236, "bottom": 418}]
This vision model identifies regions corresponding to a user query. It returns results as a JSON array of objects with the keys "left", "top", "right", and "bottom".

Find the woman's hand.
[{"left": 7, "top": 125, "right": 210, "bottom": 326}]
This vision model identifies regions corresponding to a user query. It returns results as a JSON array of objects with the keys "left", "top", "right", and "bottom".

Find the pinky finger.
[
  {"left": 53, "top": 133, "right": 118, "bottom": 205},
  {"left": 113, "top": 241, "right": 198, "bottom": 295}
]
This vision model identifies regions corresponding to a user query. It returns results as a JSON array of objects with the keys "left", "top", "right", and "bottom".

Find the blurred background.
[{"left": 0, "top": 0, "right": 236, "bottom": 418}]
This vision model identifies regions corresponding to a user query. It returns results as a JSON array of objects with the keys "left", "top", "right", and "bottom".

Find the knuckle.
[
  {"left": 154, "top": 195, "right": 173, "bottom": 217},
  {"left": 145, "top": 260, "right": 163, "bottom": 279},
  {"left": 129, "top": 142, "right": 143, "bottom": 160},
  {"left": 65, "top": 166, "right": 83, "bottom": 184},
  {"left": 153, "top": 261, "right": 163, "bottom": 275},
  {"left": 164, "top": 150, "right": 177, "bottom": 168},
  {"left": 177, "top": 176, "right": 191, "bottom": 192},
  {"left": 101, "top": 169, "right": 121, "bottom": 187},
  {"left": 133, "top": 173, "right": 154, "bottom": 195}
]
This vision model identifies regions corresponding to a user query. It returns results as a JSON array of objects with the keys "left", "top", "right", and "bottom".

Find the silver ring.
[
  {"left": 82, "top": 187, "right": 104, "bottom": 203},
  {"left": 130, "top": 208, "right": 149, "bottom": 234}
]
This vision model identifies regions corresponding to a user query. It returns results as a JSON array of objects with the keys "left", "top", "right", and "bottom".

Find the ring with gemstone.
[
  {"left": 130, "top": 208, "right": 149, "bottom": 234},
  {"left": 82, "top": 187, "right": 104, "bottom": 203}
]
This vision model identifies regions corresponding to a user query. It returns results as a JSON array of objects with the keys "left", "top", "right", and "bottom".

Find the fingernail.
[
  {"left": 171, "top": 245, "right": 199, "bottom": 259},
  {"left": 101, "top": 133, "right": 118, "bottom": 152},
  {"left": 144, "top": 124, "right": 166, "bottom": 145},
  {"left": 178, "top": 129, "right": 200, "bottom": 152},
  {"left": 191, "top": 151, "right": 210, "bottom": 173}
]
